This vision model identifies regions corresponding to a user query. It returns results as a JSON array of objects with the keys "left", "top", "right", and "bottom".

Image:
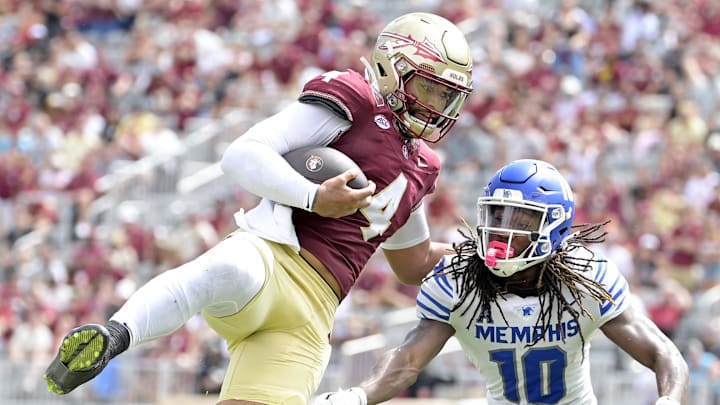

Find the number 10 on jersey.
[{"left": 490, "top": 346, "right": 568, "bottom": 404}]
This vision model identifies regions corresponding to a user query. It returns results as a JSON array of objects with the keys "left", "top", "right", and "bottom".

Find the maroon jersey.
[{"left": 293, "top": 69, "right": 441, "bottom": 299}]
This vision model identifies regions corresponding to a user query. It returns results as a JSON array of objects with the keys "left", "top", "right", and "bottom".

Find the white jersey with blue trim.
[{"left": 417, "top": 247, "right": 629, "bottom": 405}]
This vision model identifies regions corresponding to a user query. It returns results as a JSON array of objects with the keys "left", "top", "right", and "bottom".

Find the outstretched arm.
[
  {"left": 319, "top": 319, "right": 455, "bottom": 405},
  {"left": 361, "top": 319, "right": 455, "bottom": 403},
  {"left": 600, "top": 302, "right": 689, "bottom": 404}
]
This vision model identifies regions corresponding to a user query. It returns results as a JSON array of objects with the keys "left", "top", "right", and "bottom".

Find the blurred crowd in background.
[{"left": 1, "top": 0, "right": 720, "bottom": 401}]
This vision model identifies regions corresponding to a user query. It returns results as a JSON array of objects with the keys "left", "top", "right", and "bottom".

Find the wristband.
[
  {"left": 656, "top": 396, "right": 680, "bottom": 405},
  {"left": 348, "top": 387, "right": 367, "bottom": 405},
  {"left": 321, "top": 387, "right": 367, "bottom": 405}
]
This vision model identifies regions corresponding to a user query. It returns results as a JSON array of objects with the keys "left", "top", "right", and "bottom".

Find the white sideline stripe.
[
  {"left": 341, "top": 334, "right": 386, "bottom": 356},
  {"left": 341, "top": 333, "right": 460, "bottom": 358},
  {"left": 177, "top": 162, "right": 224, "bottom": 194}
]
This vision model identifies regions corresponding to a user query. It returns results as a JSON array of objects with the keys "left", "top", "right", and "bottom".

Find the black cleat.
[{"left": 44, "top": 324, "right": 110, "bottom": 395}]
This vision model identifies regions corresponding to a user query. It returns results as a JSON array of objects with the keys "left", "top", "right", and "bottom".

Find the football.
[{"left": 283, "top": 146, "right": 369, "bottom": 189}]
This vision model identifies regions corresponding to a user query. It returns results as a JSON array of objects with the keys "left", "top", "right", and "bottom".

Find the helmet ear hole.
[{"left": 376, "top": 63, "right": 387, "bottom": 77}]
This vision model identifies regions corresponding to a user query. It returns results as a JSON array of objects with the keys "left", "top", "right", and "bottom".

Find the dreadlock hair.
[{"left": 431, "top": 220, "right": 614, "bottom": 358}]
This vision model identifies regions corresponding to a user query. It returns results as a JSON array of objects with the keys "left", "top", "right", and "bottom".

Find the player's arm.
[
  {"left": 220, "top": 101, "right": 372, "bottom": 216},
  {"left": 383, "top": 240, "right": 453, "bottom": 285},
  {"left": 318, "top": 319, "right": 455, "bottom": 405},
  {"left": 600, "top": 302, "right": 689, "bottom": 404},
  {"left": 361, "top": 319, "right": 454, "bottom": 403},
  {"left": 381, "top": 204, "right": 454, "bottom": 284}
]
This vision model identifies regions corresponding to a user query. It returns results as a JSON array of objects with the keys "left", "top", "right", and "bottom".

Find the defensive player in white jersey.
[{"left": 318, "top": 159, "right": 689, "bottom": 405}]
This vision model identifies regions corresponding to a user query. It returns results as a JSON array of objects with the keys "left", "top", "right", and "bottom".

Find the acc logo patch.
[
  {"left": 305, "top": 155, "right": 324, "bottom": 172},
  {"left": 374, "top": 114, "right": 391, "bottom": 129}
]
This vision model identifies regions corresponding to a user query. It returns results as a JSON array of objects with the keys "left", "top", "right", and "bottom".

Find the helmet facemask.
[
  {"left": 476, "top": 197, "right": 569, "bottom": 278},
  {"left": 392, "top": 64, "right": 470, "bottom": 142},
  {"left": 476, "top": 159, "right": 576, "bottom": 278}
]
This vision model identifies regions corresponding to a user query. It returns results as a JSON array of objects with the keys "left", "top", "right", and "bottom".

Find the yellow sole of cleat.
[
  {"left": 44, "top": 326, "right": 107, "bottom": 395},
  {"left": 60, "top": 329, "right": 106, "bottom": 371}
]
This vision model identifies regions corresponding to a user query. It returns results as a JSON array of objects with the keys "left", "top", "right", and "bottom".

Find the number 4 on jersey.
[{"left": 360, "top": 174, "right": 408, "bottom": 240}]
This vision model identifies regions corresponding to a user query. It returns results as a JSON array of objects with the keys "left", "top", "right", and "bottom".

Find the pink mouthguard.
[{"left": 485, "top": 241, "right": 515, "bottom": 267}]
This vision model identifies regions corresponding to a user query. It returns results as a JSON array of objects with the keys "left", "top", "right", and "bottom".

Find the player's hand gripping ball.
[{"left": 283, "top": 146, "right": 369, "bottom": 189}]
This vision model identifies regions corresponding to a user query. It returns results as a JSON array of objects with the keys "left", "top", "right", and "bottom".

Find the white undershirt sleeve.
[
  {"left": 220, "top": 101, "right": 352, "bottom": 211},
  {"left": 380, "top": 202, "right": 431, "bottom": 250}
]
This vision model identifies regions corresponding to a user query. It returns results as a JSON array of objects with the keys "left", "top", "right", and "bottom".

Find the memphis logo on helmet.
[
  {"left": 379, "top": 33, "right": 445, "bottom": 63},
  {"left": 305, "top": 155, "right": 324, "bottom": 172},
  {"left": 494, "top": 188, "right": 523, "bottom": 200}
]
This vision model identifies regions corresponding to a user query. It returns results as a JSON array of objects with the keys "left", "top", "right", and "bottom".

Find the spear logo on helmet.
[{"left": 379, "top": 33, "right": 445, "bottom": 63}]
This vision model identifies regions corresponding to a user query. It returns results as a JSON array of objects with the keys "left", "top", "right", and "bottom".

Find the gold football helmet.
[{"left": 365, "top": 12, "right": 473, "bottom": 142}]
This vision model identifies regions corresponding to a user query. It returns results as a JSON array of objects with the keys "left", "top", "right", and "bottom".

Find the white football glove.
[{"left": 314, "top": 387, "right": 367, "bottom": 405}]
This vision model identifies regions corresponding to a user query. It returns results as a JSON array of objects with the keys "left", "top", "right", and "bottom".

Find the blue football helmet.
[{"left": 477, "top": 159, "right": 575, "bottom": 277}]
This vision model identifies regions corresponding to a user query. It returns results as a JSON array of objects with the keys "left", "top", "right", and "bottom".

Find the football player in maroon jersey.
[{"left": 44, "top": 12, "right": 473, "bottom": 405}]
